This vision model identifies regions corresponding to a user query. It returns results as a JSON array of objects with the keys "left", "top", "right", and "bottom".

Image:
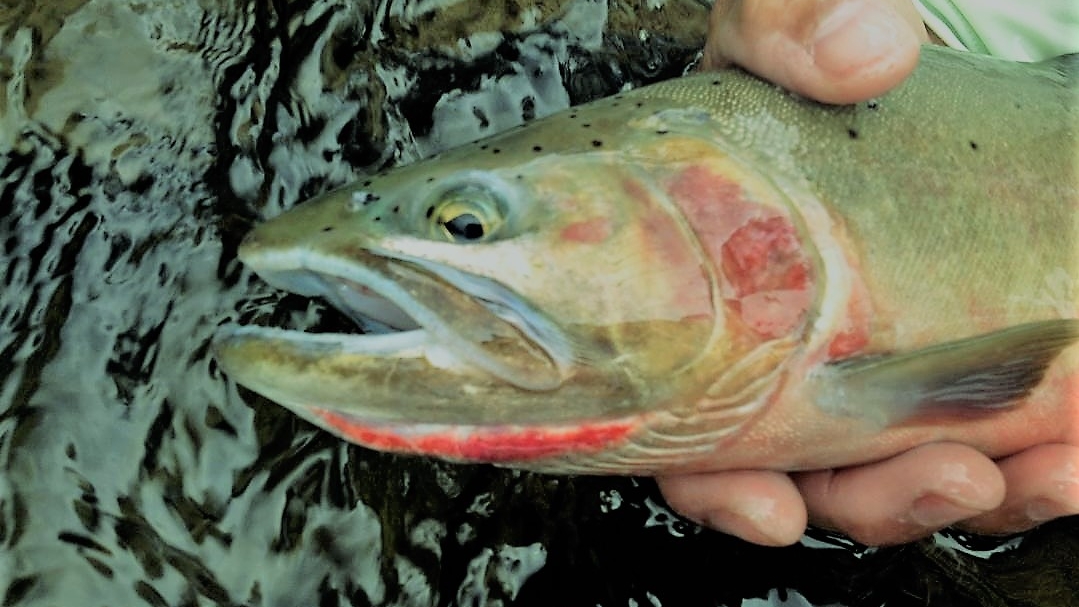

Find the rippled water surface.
[{"left": 1, "top": 1, "right": 1077, "bottom": 606}]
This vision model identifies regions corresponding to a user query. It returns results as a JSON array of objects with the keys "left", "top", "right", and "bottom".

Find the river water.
[{"left": 1, "top": 1, "right": 1076, "bottom": 606}]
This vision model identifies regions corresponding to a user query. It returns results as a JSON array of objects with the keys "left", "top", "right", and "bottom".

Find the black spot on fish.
[
  {"left": 362, "top": 179, "right": 372, "bottom": 187},
  {"left": 426, "top": 176, "right": 435, "bottom": 183},
  {"left": 480, "top": 144, "right": 489, "bottom": 150},
  {"left": 969, "top": 141, "right": 979, "bottom": 150},
  {"left": 321, "top": 226, "right": 334, "bottom": 232},
  {"left": 373, "top": 216, "right": 381, "bottom": 222},
  {"left": 582, "top": 123, "right": 591, "bottom": 128},
  {"left": 592, "top": 140, "right": 603, "bottom": 147},
  {"left": 711, "top": 79, "right": 721, "bottom": 86},
  {"left": 635, "top": 102, "right": 644, "bottom": 108},
  {"left": 847, "top": 128, "right": 859, "bottom": 139},
  {"left": 532, "top": 145, "right": 542, "bottom": 152},
  {"left": 656, "top": 129, "right": 669, "bottom": 135},
  {"left": 492, "top": 148, "right": 501, "bottom": 154},
  {"left": 866, "top": 100, "right": 880, "bottom": 110},
  {"left": 392, "top": 206, "right": 399, "bottom": 213},
  {"left": 425, "top": 206, "right": 434, "bottom": 218}
]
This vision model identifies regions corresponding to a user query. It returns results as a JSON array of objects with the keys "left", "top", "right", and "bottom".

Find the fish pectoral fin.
[{"left": 810, "top": 319, "right": 1079, "bottom": 426}]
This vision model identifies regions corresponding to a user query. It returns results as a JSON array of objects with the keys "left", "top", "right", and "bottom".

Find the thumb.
[{"left": 701, "top": 0, "right": 929, "bottom": 104}]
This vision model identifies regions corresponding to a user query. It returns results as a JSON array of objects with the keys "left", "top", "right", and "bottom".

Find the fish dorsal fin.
[{"left": 810, "top": 319, "right": 1079, "bottom": 426}]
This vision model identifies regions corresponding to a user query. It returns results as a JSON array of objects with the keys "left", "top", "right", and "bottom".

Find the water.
[{"left": 1, "top": 1, "right": 1076, "bottom": 605}]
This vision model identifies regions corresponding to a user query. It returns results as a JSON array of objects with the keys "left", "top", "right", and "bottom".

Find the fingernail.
[
  {"left": 909, "top": 494, "right": 984, "bottom": 528},
  {"left": 811, "top": 1, "right": 915, "bottom": 75}
]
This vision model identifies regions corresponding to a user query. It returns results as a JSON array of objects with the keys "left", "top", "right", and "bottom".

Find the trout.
[{"left": 215, "top": 46, "right": 1079, "bottom": 475}]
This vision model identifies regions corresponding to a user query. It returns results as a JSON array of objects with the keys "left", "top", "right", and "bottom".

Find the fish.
[{"left": 214, "top": 45, "right": 1079, "bottom": 475}]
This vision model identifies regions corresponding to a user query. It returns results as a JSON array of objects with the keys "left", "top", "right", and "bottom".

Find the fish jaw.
[
  {"left": 214, "top": 241, "right": 588, "bottom": 421},
  {"left": 215, "top": 321, "right": 662, "bottom": 469},
  {"left": 215, "top": 323, "right": 708, "bottom": 473}
]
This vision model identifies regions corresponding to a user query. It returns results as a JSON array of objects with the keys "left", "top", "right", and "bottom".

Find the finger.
[
  {"left": 656, "top": 470, "right": 808, "bottom": 546},
  {"left": 959, "top": 444, "right": 1079, "bottom": 534},
  {"left": 702, "top": 0, "right": 928, "bottom": 103},
  {"left": 794, "top": 443, "right": 1005, "bottom": 546}
]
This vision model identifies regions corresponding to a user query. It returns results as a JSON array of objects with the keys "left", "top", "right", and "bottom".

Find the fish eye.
[
  {"left": 441, "top": 209, "right": 485, "bottom": 240},
  {"left": 428, "top": 185, "right": 504, "bottom": 243}
]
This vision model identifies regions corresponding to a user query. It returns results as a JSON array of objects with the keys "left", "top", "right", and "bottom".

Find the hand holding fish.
[{"left": 657, "top": 0, "right": 1079, "bottom": 547}]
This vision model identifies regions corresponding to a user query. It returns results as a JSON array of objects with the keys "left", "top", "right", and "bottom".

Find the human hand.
[
  {"left": 700, "top": 0, "right": 928, "bottom": 104},
  {"left": 658, "top": 0, "right": 1079, "bottom": 547},
  {"left": 658, "top": 443, "right": 1079, "bottom": 546}
]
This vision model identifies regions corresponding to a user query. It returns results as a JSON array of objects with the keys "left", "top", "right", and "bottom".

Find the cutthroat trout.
[{"left": 215, "top": 46, "right": 1079, "bottom": 475}]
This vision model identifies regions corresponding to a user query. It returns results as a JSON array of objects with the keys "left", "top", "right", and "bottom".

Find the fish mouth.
[
  {"left": 214, "top": 243, "right": 645, "bottom": 464},
  {"left": 217, "top": 245, "right": 574, "bottom": 392}
]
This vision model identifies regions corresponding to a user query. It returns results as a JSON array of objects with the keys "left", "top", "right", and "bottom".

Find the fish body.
[{"left": 215, "top": 46, "right": 1079, "bottom": 474}]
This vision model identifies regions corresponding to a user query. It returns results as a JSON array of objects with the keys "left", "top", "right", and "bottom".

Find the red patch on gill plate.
[
  {"left": 720, "top": 214, "right": 813, "bottom": 339},
  {"left": 310, "top": 407, "right": 637, "bottom": 462},
  {"left": 666, "top": 164, "right": 761, "bottom": 254},
  {"left": 721, "top": 216, "right": 810, "bottom": 296},
  {"left": 720, "top": 217, "right": 811, "bottom": 340},
  {"left": 666, "top": 164, "right": 815, "bottom": 339}
]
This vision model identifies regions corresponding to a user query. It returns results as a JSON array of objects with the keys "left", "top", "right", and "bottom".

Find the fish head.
[{"left": 215, "top": 100, "right": 811, "bottom": 473}]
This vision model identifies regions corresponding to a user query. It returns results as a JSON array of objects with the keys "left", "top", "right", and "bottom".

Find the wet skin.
[{"left": 656, "top": 0, "right": 1079, "bottom": 546}]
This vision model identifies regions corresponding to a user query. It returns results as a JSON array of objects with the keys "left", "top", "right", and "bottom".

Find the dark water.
[{"left": 1, "top": 1, "right": 1076, "bottom": 605}]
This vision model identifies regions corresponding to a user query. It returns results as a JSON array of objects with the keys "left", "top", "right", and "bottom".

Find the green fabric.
[{"left": 915, "top": 0, "right": 1079, "bottom": 61}]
